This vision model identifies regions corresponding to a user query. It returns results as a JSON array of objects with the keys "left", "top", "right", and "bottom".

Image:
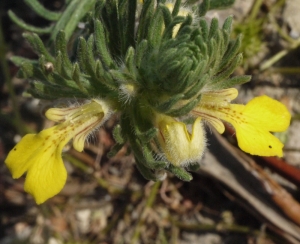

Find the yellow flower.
[
  {"left": 155, "top": 114, "right": 206, "bottom": 166},
  {"left": 192, "top": 88, "right": 291, "bottom": 157},
  {"left": 5, "top": 99, "right": 111, "bottom": 204}
]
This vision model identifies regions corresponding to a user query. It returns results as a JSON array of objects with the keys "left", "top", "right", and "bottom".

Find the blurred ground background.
[{"left": 2, "top": 0, "right": 300, "bottom": 243}]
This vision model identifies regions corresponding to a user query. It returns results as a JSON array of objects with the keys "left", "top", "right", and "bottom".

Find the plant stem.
[
  {"left": 260, "top": 49, "right": 289, "bottom": 71},
  {"left": 249, "top": 0, "right": 264, "bottom": 21},
  {"left": 270, "top": 67, "right": 300, "bottom": 74},
  {"left": 131, "top": 181, "right": 161, "bottom": 243}
]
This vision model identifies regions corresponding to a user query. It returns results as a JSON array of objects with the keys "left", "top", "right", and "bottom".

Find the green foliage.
[
  {"left": 9, "top": 0, "right": 97, "bottom": 44},
  {"left": 209, "top": 0, "right": 235, "bottom": 9},
  {"left": 10, "top": 0, "right": 247, "bottom": 181},
  {"left": 232, "top": 0, "right": 267, "bottom": 70},
  {"left": 233, "top": 18, "right": 264, "bottom": 69}
]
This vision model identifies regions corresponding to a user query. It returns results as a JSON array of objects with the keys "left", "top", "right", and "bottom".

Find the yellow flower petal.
[
  {"left": 231, "top": 96, "right": 291, "bottom": 156},
  {"left": 5, "top": 127, "right": 69, "bottom": 204},
  {"left": 157, "top": 116, "right": 206, "bottom": 166},
  {"left": 242, "top": 95, "right": 290, "bottom": 132},
  {"left": 234, "top": 120, "right": 285, "bottom": 157},
  {"left": 203, "top": 116, "right": 225, "bottom": 134},
  {"left": 46, "top": 99, "right": 110, "bottom": 152},
  {"left": 72, "top": 117, "right": 102, "bottom": 152},
  {"left": 201, "top": 88, "right": 238, "bottom": 107},
  {"left": 191, "top": 88, "right": 238, "bottom": 133},
  {"left": 191, "top": 111, "right": 225, "bottom": 134},
  {"left": 5, "top": 99, "right": 111, "bottom": 204},
  {"left": 46, "top": 107, "right": 78, "bottom": 122},
  {"left": 195, "top": 95, "right": 291, "bottom": 156},
  {"left": 5, "top": 134, "right": 41, "bottom": 179},
  {"left": 24, "top": 149, "right": 67, "bottom": 204}
]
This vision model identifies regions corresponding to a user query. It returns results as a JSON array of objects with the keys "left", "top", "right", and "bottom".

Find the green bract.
[{"left": 10, "top": 0, "right": 250, "bottom": 181}]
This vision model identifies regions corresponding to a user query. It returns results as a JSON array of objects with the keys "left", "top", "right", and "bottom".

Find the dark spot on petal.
[
  {"left": 14, "top": 148, "right": 17, "bottom": 151},
  {"left": 269, "top": 145, "right": 272, "bottom": 149}
]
